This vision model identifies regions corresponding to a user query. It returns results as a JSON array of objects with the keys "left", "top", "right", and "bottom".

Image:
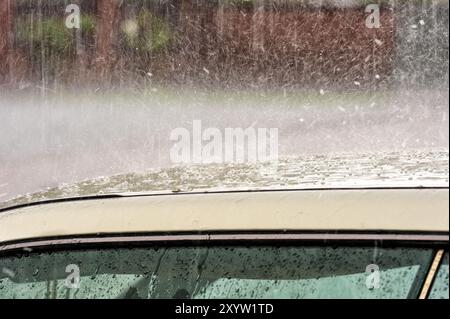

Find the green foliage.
[
  {"left": 16, "top": 17, "right": 69, "bottom": 53},
  {"left": 16, "top": 15, "right": 96, "bottom": 55},
  {"left": 121, "top": 10, "right": 172, "bottom": 53},
  {"left": 80, "top": 15, "right": 96, "bottom": 36}
]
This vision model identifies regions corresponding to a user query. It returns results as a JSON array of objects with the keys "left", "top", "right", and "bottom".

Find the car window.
[
  {"left": 428, "top": 252, "right": 449, "bottom": 299},
  {"left": 0, "top": 245, "right": 433, "bottom": 299}
]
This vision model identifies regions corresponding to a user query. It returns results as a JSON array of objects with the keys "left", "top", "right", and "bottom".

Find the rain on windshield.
[{"left": 0, "top": 0, "right": 448, "bottom": 207}]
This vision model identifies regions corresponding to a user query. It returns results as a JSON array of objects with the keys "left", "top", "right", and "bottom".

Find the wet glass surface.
[{"left": 0, "top": 245, "right": 433, "bottom": 299}]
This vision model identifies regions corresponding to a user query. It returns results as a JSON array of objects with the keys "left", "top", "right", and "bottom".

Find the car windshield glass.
[
  {"left": 0, "top": 245, "right": 434, "bottom": 299},
  {"left": 0, "top": 0, "right": 448, "bottom": 208}
]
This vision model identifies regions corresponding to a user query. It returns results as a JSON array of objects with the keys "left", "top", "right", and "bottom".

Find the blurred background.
[
  {"left": 0, "top": 0, "right": 448, "bottom": 203},
  {"left": 1, "top": 0, "right": 448, "bottom": 90}
]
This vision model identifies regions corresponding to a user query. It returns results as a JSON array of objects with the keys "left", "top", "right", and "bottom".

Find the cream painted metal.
[{"left": 0, "top": 188, "right": 448, "bottom": 244}]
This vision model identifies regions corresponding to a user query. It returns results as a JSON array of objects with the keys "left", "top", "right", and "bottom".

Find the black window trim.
[{"left": 1, "top": 231, "right": 448, "bottom": 254}]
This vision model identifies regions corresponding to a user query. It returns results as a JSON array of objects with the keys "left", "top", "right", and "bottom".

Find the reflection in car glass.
[{"left": 0, "top": 246, "right": 434, "bottom": 299}]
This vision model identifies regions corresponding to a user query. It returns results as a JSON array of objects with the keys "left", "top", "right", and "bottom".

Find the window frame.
[
  {"left": 421, "top": 249, "right": 449, "bottom": 299},
  {"left": 0, "top": 231, "right": 448, "bottom": 253}
]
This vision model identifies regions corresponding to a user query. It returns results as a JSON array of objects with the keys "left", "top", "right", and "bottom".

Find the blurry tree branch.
[
  {"left": 94, "top": 0, "right": 121, "bottom": 81},
  {"left": 0, "top": 0, "right": 15, "bottom": 82}
]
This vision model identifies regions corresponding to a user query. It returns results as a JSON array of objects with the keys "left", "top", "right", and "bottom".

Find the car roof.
[
  {"left": 0, "top": 187, "right": 448, "bottom": 244},
  {"left": 2, "top": 150, "right": 448, "bottom": 212}
]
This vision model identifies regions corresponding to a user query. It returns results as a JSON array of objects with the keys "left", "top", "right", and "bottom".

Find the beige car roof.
[{"left": 0, "top": 188, "right": 448, "bottom": 244}]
